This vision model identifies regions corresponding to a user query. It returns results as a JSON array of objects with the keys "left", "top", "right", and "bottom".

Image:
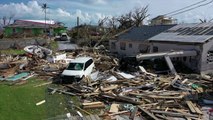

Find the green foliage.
[{"left": 0, "top": 49, "right": 26, "bottom": 55}]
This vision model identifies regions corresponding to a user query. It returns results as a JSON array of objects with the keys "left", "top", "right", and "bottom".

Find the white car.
[
  {"left": 60, "top": 33, "right": 70, "bottom": 41},
  {"left": 61, "top": 57, "right": 94, "bottom": 82}
]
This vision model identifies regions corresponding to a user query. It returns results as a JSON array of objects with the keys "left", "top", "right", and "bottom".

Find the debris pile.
[
  {"left": 50, "top": 67, "right": 212, "bottom": 120},
  {"left": 0, "top": 46, "right": 212, "bottom": 120}
]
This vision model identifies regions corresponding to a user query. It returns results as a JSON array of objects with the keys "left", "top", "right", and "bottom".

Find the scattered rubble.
[{"left": 0, "top": 46, "right": 212, "bottom": 120}]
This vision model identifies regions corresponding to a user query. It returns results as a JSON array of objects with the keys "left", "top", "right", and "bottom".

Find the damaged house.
[
  {"left": 148, "top": 22, "right": 213, "bottom": 74},
  {"left": 109, "top": 25, "right": 175, "bottom": 56},
  {"left": 4, "top": 19, "right": 66, "bottom": 37}
]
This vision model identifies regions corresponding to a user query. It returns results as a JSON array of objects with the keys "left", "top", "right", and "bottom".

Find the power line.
[
  {"left": 170, "top": 0, "right": 213, "bottom": 16},
  {"left": 164, "top": 0, "right": 208, "bottom": 16}
]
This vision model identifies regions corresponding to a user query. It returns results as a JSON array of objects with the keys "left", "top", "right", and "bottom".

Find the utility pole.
[
  {"left": 77, "top": 16, "right": 80, "bottom": 26},
  {"left": 42, "top": 3, "right": 48, "bottom": 35}
]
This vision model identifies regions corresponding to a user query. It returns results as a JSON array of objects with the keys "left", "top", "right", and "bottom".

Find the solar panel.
[
  {"left": 193, "top": 27, "right": 207, "bottom": 35},
  {"left": 174, "top": 28, "right": 185, "bottom": 32},
  {"left": 197, "top": 27, "right": 210, "bottom": 35},
  {"left": 204, "top": 27, "right": 213, "bottom": 35},
  {"left": 206, "top": 29, "right": 213, "bottom": 35},
  {"left": 178, "top": 27, "right": 190, "bottom": 35},
  {"left": 184, "top": 27, "right": 198, "bottom": 35}
]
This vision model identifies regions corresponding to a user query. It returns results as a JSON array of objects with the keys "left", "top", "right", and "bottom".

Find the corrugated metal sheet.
[
  {"left": 117, "top": 25, "right": 175, "bottom": 41},
  {"left": 149, "top": 23, "right": 213, "bottom": 43}
]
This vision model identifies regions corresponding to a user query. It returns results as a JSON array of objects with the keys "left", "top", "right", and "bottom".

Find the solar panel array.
[
  {"left": 149, "top": 23, "right": 213, "bottom": 43},
  {"left": 165, "top": 23, "right": 213, "bottom": 35}
]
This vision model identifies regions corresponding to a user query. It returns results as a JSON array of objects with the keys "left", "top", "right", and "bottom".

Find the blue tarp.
[{"left": 6, "top": 72, "right": 29, "bottom": 81}]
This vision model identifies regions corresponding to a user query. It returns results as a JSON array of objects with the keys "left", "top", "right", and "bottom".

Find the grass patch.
[
  {"left": 0, "top": 77, "right": 100, "bottom": 120},
  {"left": 0, "top": 78, "right": 48, "bottom": 120},
  {"left": 0, "top": 49, "right": 26, "bottom": 55}
]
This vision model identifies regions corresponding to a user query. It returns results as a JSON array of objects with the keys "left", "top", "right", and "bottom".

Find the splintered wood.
[
  {"left": 63, "top": 71, "right": 210, "bottom": 120},
  {"left": 1, "top": 50, "right": 212, "bottom": 120}
]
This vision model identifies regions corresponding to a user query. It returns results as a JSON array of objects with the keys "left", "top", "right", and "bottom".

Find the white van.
[{"left": 61, "top": 57, "right": 94, "bottom": 82}]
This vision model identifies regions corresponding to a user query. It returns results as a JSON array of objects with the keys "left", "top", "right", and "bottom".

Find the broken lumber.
[
  {"left": 82, "top": 101, "right": 105, "bottom": 109},
  {"left": 150, "top": 110, "right": 199, "bottom": 118},
  {"left": 138, "top": 106, "right": 159, "bottom": 120},
  {"left": 36, "top": 100, "right": 46, "bottom": 106},
  {"left": 48, "top": 87, "right": 76, "bottom": 96}
]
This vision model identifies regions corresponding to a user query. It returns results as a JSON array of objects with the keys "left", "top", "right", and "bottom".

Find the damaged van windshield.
[{"left": 67, "top": 63, "right": 84, "bottom": 70}]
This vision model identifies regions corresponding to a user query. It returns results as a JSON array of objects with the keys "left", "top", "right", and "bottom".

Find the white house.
[
  {"left": 148, "top": 23, "right": 213, "bottom": 74},
  {"left": 109, "top": 25, "right": 175, "bottom": 57}
]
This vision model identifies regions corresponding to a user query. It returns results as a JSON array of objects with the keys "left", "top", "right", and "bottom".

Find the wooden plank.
[
  {"left": 48, "top": 87, "right": 76, "bottom": 96},
  {"left": 150, "top": 110, "right": 199, "bottom": 118},
  {"left": 83, "top": 104, "right": 105, "bottom": 109},
  {"left": 100, "top": 85, "right": 118, "bottom": 91},
  {"left": 137, "top": 106, "right": 159, "bottom": 120},
  {"left": 186, "top": 101, "right": 202, "bottom": 114},
  {"left": 193, "top": 103, "right": 203, "bottom": 114},
  {"left": 165, "top": 55, "right": 177, "bottom": 75},
  {"left": 75, "top": 106, "right": 92, "bottom": 115},
  {"left": 186, "top": 101, "right": 196, "bottom": 113},
  {"left": 82, "top": 102, "right": 103, "bottom": 106},
  {"left": 155, "top": 114, "right": 170, "bottom": 120},
  {"left": 147, "top": 94, "right": 184, "bottom": 99},
  {"left": 109, "top": 104, "right": 119, "bottom": 113}
]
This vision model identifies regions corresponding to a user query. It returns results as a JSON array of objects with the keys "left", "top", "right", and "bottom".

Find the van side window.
[{"left": 84, "top": 59, "right": 93, "bottom": 70}]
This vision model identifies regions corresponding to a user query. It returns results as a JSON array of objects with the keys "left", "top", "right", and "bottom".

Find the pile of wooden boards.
[{"left": 61, "top": 70, "right": 213, "bottom": 120}]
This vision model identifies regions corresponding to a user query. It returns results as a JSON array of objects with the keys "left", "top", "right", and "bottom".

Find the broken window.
[
  {"left": 207, "top": 51, "right": 213, "bottom": 63},
  {"left": 111, "top": 42, "right": 116, "bottom": 49},
  {"left": 120, "top": 42, "right": 126, "bottom": 50},
  {"left": 129, "top": 43, "right": 132, "bottom": 48}
]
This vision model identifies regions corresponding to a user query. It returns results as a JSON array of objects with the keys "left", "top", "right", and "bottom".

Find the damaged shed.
[{"left": 148, "top": 22, "right": 213, "bottom": 74}]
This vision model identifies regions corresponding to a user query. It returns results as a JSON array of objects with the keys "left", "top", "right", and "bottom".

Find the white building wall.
[
  {"left": 200, "top": 39, "right": 213, "bottom": 74},
  {"left": 109, "top": 40, "right": 150, "bottom": 57},
  {"left": 151, "top": 42, "right": 202, "bottom": 72}
]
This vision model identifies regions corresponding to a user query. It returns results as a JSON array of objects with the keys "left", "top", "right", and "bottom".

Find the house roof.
[
  {"left": 16, "top": 19, "right": 55, "bottom": 25},
  {"left": 116, "top": 25, "right": 175, "bottom": 41},
  {"left": 5, "top": 19, "right": 65, "bottom": 29},
  {"left": 149, "top": 22, "right": 213, "bottom": 43}
]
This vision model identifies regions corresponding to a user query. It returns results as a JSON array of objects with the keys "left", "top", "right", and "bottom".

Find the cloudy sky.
[{"left": 0, "top": 0, "right": 213, "bottom": 27}]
